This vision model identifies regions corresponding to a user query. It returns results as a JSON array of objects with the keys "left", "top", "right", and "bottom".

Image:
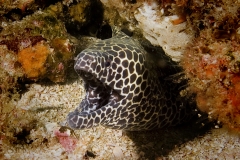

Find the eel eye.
[
  {"left": 105, "top": 60, "right": 111, "bottom": 67},
  {"left": 87, "top": 59, "right": 92, "bottom": 65}
]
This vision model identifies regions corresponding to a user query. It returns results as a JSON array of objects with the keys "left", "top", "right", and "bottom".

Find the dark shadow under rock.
[{"left": 125, "top": 116, "right": 215, "bottom": 159}]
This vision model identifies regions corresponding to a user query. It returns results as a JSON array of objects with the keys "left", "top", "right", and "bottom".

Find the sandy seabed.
[{"left": 2, "top": 80, "right": 240, "bottom": 159}]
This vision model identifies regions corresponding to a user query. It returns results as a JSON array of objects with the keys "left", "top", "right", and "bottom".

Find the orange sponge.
[{"left": 18, "top": 42, "right": 51, "bottom": 80}]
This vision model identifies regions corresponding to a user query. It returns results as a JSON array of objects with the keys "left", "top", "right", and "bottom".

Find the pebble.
[{"left": 113, "top": 145, "right": 124, "bottom": 159}]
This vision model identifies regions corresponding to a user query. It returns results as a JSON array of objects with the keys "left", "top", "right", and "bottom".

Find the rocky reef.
[{"left": 181, "top": 0, "right": 240, "bottom": 130}]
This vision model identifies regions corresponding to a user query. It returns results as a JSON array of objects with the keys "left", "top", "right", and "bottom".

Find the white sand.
[{"left": 2, "top": 80, "right": 239, "bottom": 159}]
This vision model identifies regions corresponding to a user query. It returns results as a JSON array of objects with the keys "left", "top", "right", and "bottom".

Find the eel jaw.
[
  {"left": 79, "top": 70, "right": 112, "bottom": 109},
  {"left": 66, "top": 67, "right": 124, "bottom": 129}
]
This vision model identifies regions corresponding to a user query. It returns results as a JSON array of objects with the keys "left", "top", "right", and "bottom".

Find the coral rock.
[{"left": 182, "top": 34, "right": 240, "bottom": 131}]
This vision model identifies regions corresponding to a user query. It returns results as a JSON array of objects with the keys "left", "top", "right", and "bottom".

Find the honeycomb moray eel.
[{"left": 67, "top": 28, "right": 196, "bottom": 131}]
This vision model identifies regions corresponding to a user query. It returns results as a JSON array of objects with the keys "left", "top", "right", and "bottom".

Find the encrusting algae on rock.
[
  {"left": 0, "top": 4, "right": 76, "bottom": 83},
  {"left": 181, "top": 0, "right": 240, "bottom": 131},
  {"left": 182, "top": 35, "right": 240, "bottom": 130}
]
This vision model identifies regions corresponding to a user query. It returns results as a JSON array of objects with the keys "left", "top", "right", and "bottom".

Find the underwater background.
[{"left": 0, "top": 0, "right": 240, "bottom": 159}]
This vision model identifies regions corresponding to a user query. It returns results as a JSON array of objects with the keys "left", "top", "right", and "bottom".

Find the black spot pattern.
[{"left": 67, "top": 28, "right": 195, "bottom": 131}]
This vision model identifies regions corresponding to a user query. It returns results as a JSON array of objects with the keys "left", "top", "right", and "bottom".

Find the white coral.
[{"left": 134, "top": 3, "right": 193, "bottom": 61}]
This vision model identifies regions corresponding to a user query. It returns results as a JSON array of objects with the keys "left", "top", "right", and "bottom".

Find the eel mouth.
[
  {"left": 66, "top": 68, "right": 124, "bottom": 130},
  {"left": 77, "top": 70, "right": 120, "bottom": 114}
]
